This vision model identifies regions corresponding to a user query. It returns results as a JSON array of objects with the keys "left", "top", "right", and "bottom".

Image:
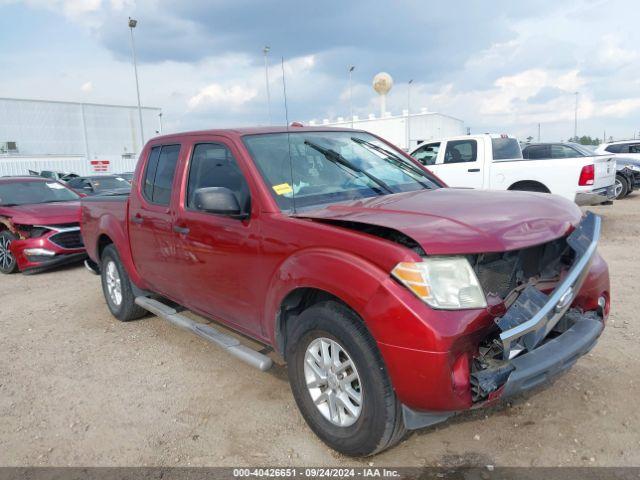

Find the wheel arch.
[
  {"left": 264, "top": 248, "right": 391, "bottom": 355},
  {"left": 97, "top": 233, "right": 114, "bottom": 259},
  {"left": 508, "top": 180, "right": 550, "bottom": 193},
  {"left": 274, "top": 287, "right": 363, "bottom": 355}
]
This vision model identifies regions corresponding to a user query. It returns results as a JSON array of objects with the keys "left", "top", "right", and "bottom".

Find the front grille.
[
  {"left": 473, "top": 252, "right": 519, "bottom": 298},
  {"left": 49, "top": 229, "right": 84, "bottom": 249},
  {"left": 471, "top": 236, "right": 573, "bottom": 299}
]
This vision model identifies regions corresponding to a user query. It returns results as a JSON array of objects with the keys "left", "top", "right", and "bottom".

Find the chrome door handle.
[
  {"left": 468, "top": 168, "right": 480, "bottom": 172},
  {"left": 131, "top": 214, "right": 144, "bottom": 224},
  {"left": 173, "top": 225, "right": 190, "bottom": 235}
]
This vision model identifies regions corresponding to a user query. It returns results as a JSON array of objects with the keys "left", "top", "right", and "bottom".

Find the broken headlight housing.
[{"left": 392, "top": 257, "right": 487, "bottom": 310}]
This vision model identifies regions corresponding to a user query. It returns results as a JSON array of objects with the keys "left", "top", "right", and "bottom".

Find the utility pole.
[
  {"left": 263, "top": 46, "right": 272, "bottom": 125},
  {"left": 538, "top": 123, "right": 541, "bottom": 142},
  {"left": 348, "top": 65, "right": 355, "bottom": 128},
  {"left": 407, "top": 79, "right": 413, "bottom": 150},
  {"left": 128, "top": 17, "right": 144, "bottom": 146},
  {"left": 573, "top": 91, "right": 579, "bottom": 141}
]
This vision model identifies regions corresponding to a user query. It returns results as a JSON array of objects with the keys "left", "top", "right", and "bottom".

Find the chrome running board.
[{"left": 134, "top": 296, "right": 273, "bottom": 371}]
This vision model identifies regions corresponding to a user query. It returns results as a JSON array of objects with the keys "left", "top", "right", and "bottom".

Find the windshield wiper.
[
  {"left": 350, "top": 136, "right": 432, "bottom": 183},
  {"left": 0, "top": 203, "right": 19, "bottom": 207},
  {"left": 304, "top": 140, "right": 394, "bottom": 194}
]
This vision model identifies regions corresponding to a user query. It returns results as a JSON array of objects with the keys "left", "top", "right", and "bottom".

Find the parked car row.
[
  {"left": 0, "top": 176, "right": 85, "bottom": 274},
  {"left": 521, "top": 142, "right": 640, "bottom": 200},
  {"left": 0, "top": 127, "right": 613, "bottom": 457},
  {"left": 0, "top": 172, "right": 134, "bottom": 274},
  {"left": 410, "top": 134, "right": 617, "bottom": 204}
]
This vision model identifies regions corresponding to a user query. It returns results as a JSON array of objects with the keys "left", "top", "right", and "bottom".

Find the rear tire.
[
  {"left": 285, "top": 301, "right": 406, "bottom": 456},
  {"left": 0, "top": 231, "right": 19, "bottom": 274},
  {"left": 615, "top": 174, "right": 629, "bottom": 199},
  {"left": 100, "top": 244, "right": 147, "bottom": 321}
]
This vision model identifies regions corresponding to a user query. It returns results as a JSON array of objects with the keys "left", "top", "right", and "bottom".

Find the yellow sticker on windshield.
[{"left": 272, "top": 183, "right": 293, "bottom": 195}]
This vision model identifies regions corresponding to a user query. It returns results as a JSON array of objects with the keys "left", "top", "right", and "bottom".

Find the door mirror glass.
[{"left": 194, "top": 187, "right": 245, "bottom": 217}]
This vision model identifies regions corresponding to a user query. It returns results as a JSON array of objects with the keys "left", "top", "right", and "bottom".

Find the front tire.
[
  {"left": 100, "top": 244, "right": 147, "bottom": 321},
  {"left": 0, "top": 231, "right": 19, "bottom": 274},
  {"left": 285, "top": 301, "right": 406, "bottom": 456}
]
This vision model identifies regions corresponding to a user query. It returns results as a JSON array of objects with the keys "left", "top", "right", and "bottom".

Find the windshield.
[
  {"left": 0, "top": 180, "right": 79, "bottom": 206},
  {"left": 243, "top": 131, "right": 441, "bottom": 211},
  {"left": 491, "top": 138, "right": 523, "bottom": 160},
  {"left": 92, "top": 176, "right": 130, "bottom": 191}
]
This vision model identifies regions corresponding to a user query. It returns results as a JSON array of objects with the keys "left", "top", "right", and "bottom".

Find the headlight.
[{"left": 392, "top": 257, "right": 487, "bottom": 310}]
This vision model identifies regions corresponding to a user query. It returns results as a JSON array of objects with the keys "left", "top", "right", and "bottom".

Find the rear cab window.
[{"left": 491, "top": 138, "right": 523, "bottom": 160}]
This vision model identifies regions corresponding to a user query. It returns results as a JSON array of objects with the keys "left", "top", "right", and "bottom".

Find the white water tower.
[{"left": 372, "top": 72, "right": 393, "bottom": 117}]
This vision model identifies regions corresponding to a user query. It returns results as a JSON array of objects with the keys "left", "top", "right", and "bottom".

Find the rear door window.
[
  {"left": 443, "top": 139, "right": 477, "bottom": 164},
  {"left": 142, "top": 144, "right": 181, "bottom": 205}
]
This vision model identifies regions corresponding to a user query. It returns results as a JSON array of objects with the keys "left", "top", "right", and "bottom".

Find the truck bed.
[{"left": 80, "top": 193, "right": 129, "bottom": 263}]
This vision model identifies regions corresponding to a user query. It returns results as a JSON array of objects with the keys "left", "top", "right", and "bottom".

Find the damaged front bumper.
[
  {"left": 497, "top": 211, "right": 601, "bottom": 360},
  {"left": 402, "top": 212, "right": 606, "bottom": 430},
  {"left": 472, "top": 211, "right": 603, "bottom": 400},
  {"left": 9, "top": 225, "right": 86, "bottom": 273}
]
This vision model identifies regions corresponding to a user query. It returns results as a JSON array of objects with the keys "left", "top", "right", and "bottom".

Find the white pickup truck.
[{"left": 410, "top": 134, "right": 616, "bottom": 205}]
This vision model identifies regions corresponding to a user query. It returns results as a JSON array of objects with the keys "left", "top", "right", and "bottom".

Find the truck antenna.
[{"left": 281, "top": 56, "right": 297, "bottom": 214}]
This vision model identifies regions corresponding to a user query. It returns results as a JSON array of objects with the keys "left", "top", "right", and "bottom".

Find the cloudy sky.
[{"left": 1, "top": 0, "right": 639, "bottom": 142}]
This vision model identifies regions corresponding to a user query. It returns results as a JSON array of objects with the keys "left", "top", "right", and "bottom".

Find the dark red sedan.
[{"left": 0, "top": 176, "right": 86, "bottom": 274}]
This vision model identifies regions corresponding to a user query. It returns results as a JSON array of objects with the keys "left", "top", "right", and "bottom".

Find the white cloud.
[
  {"left": 81, "top": 80, "right": 93, "bottom": 93},
  {"left": 187, "top": 84, "right": 258, "bottom": 111},
  {"left": 596, "top": 34, "right": 639, "bottom": 69}
]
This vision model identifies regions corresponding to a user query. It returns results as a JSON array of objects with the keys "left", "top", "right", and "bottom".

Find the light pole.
[
  {"left": 407, "top": 79, "right": 413, "bottom": 150},
  {"left": 263, "top": 46, "right": 272, "bottom": 125},
  {"left": 348, "top": 65, "right": 355, "bottom": 128},
  {"left": 128, "top": 17, "right": 144, "bottom": 146},
  {"left": 573, "top": 91, "right": 579, "bottom": 141}
]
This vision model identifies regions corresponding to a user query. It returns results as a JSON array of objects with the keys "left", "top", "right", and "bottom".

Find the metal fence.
[{"left": 0, "top": 155, "right": 138, "bottom": 177}]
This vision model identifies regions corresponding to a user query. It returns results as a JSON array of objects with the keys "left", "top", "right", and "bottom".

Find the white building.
[
  {"left": 0, "top": 97, "right": 161, "bottom": 176},
  {"left": 310, "top": 109, "right": 465, "bottom": 151}
]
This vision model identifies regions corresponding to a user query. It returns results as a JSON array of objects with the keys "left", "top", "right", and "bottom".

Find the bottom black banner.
[{"left": 0, "top": 467, "right": 639, "bottom": 480}]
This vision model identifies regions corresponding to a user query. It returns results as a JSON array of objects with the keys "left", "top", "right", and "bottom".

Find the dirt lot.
[{"left": 1, "top": 195, "right": 639, "bottom": 468}]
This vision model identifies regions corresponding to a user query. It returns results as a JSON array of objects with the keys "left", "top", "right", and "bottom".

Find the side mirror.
[{"left": 194, "top": 187, "right": 248, "bottom": 219}]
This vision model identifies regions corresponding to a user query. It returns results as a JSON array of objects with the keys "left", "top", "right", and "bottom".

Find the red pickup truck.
[{"left": 81, "top": 127, "right": 610, "bottom": 456}]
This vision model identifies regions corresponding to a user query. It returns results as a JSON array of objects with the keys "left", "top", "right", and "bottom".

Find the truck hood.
[
  {"left": 0, "top": 201, "right": 81, "bottom": 225},
  {"left": 296, "top": 188, "right": 582, "bottom": 255}
]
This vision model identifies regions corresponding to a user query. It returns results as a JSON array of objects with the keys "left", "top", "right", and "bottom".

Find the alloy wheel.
[
  {"left": 304, "top": 337, "right": 363, "bottom": 427},
  {"left": 0, "top": 235, "right": 15, "bottom": 271},
  {"left": 105, "top": 260, "right": 123, "bottom": 306},
  {"left": 614, "top": 178, "right": 624, "bottom": 198}
]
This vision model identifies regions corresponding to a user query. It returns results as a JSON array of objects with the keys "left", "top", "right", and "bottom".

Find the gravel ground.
[{"left": 1, "top": 194, "right": 639, "bottom": 467}]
